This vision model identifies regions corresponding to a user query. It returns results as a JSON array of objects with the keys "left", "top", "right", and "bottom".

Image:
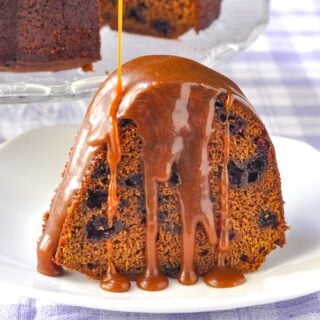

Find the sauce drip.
[
  {"left": 136, "top": 166, "right": 169, "bottom": 290},
  {"left": 203, "top": 265, "right": 245, "bottom": 288},
  {"left": 204, "top": 94, "right": 245, "bottom": 288},
  {"left": 130, "top": 84, "right": 218, "bottom": 289},
  {"left": 100, "top": 242, "right": 131, "bottom": 292},
  {"left": 100, "top": 0, "right": 131, "bottom": 292},
  {"left": 174, "top": 85, "right": 218, "bottom": 285}
]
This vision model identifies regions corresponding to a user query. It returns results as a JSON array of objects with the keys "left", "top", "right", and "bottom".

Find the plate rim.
[{"left": 0, "top": 273, "right": 319, "bottom": 313}]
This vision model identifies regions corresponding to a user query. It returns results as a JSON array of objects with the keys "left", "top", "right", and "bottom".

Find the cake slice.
[
  {"left": 0, "top": 0, "right": 101, "bottom": 72},
  {"left": 100, "top": 0, "right": 222, "bottom": 38},
  {"left": 37, "top": 55, "right": 287, "bottom": 291}
]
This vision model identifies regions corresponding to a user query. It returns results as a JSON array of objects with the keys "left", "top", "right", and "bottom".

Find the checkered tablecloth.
[
  {"left": 0, "top": 0, "right": 320, "bottom": 319},
  {"left": 218, "top": 0, "right": 320, "bottom": 151}
]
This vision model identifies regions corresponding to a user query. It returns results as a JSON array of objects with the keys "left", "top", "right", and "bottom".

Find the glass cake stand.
[{"left": 0, "top": 0, "right": 270, "bottom": 104}]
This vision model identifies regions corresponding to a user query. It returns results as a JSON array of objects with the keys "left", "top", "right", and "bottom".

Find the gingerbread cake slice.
[{"left": 37, "top": 55, "right": 287, "bottom": 291}]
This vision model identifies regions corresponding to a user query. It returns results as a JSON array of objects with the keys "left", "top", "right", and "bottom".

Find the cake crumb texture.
[{"left": 54, "top": 95, "right": 286, "bottom": 280}]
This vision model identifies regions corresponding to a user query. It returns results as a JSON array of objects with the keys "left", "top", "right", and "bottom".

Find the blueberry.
[
  {"left": 248, "top": 171, "right": 259, "bottom": 183},
  {"left": 162, "top": 223, "right": 181, "bottom": 234},
  {"left": 248, "top": 156, "right": 267, "bottom": 173},
  {"left": 214, "top": 99, "right": 227, "bottom": 122},
  {"left": 214, "top": 99, "right": 246, "bottom": 135},
  {"left": 214, "top": 100, "right": 225, "bottom": 111},
  {"left": 229, "top": 230, "right": 236, "bottom": 240},
  {"left": 160, "top": 265, "right": 180, "bottom": 278},
  {"left": 199, "top": 249, "right": 209, "bottom": 256},
  {"left": 219, "top": 113, "right": 227, "bottom": 122},
  {"left": 258, "top": 210, "right": 279, "bottom": 229},
  {"left": 87, "top": 189, "right": 108, "bottom": 209},
  {"left": 169, "top": 170, "right": 181, "bottom": 186},
  {"left": 240, "top": 255, "right": 249, "bottom": 262},
  {"left": 119, "top": 198, "right": 129, "bottom": 209},
  {"left": 152, "top": 19, "right": 172, "bottom": 36},
  {"left": 254, "top": 137, "right": 269, "bottom": 153},
  {"left": 228, "top": 160, "right": 247, "bottom": 187},
  {"left": 229, "top": 115, "right": 246, "bottom": 137},
  {"left": 127, "top": 3, "right": 147, "bottom": 24},
  {"left": 227, "top": 153, "right": 268, "bottom": 188},
  {"left": 92, "top": 163, "right": 110, "bottom": 181},
  {"left": 86, "top": 216, "right": 126, "bottom": 242},
  {"left": 158, "top": 194, "right": 170, "bottom": 205},
  {"left": 119, "top": 118, "right": 134, "bottom": 129},
  {"left": 87, "top": 263, "right": 97, "bottom": 269},
  {"left": 123, "top": 173, "right": 143, "bottom": 187},
  {"left": 158, "top": 211, "right": 169, "bottom": 223}
]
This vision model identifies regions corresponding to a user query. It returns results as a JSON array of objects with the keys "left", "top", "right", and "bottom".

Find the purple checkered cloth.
[
  {"left": 217, "top": 0, "right": 320, "bottom": 151},
  {"left": 0, "top": 0, "right": 319, "bottom": 318}
]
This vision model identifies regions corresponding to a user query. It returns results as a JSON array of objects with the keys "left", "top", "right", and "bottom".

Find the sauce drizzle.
[
  {"left": 204, "top": 94, "right": 245, "bottom": 288},
  {"left": 100, "top": 0, "right": 131, "bottom": 292}
]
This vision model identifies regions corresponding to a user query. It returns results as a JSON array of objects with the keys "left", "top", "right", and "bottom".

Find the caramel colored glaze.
[
  {"left": 37, "top": 55, "right": 249, "bottom": 290},
  {"left": 135, "top": 83, "right": 218, "bottom": 289},
  {"left": 99, "top": 0, "right": 130, "bottom": 292},
  {"left": 203, "top": 95, "right": 246, "bottom": 288},
  {"left": 204, "top": 266, "right": 245, "bottom": 288},
  {"left": 100, "top": 261, "right": 131, "bottom": 292},
  {"left": 101, "top": 83, "right": 126, "bottom": 291},
  {"left": 136, "top": 159, "right": 169, "bottom": 290},
  {"left": 175, "top": 85, "right": 217, "bottom": 285}
]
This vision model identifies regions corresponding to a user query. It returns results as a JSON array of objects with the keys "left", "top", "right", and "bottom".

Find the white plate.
[
  {"left": 0, "top": 0, "right": 270, "bottom": 104},
  {"left": 0, "top": 126, "right": 319, "bottom": 313}
]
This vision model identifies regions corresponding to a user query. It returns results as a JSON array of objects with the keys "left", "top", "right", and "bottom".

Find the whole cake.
[
  {"left": 0, "top": 0, "right": 101, "bottom": 72},
  {"left": 100, "top": 0, "right": 222, "bottom": 38},
  {"left": 37, "top": 55, "right": 287, "bottom": 291}
]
